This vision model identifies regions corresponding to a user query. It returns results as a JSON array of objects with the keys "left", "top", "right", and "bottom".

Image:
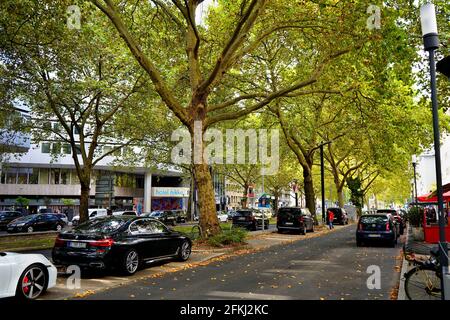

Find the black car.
[
  {"left": 0, "top": 211, "right": 24, "bottom": 230},
  {"left": 52, "top": 216, "right": 192, "bottom": 275},
  {"left": 356, "top": 214, "right": 398, "bottom": 247},
  {"left": 172, "top": 210, "right": 187, "bottom": 223},
  {"left": 327, "top": 207, "right": 349, "bottom": 225},
  {"left": 232, "top": 209, "right": 270, "bottom": 231},
  {"left": 376, "top": 209, "right": 401, "bottom": 235},
  {"left": 277, "top": 207, "right": 315, "bottom": 234},
  {"left": 145, "top": 210, "right": 178, "bottom": 226},
  {"left": 7, "top": 214, "right": 66, "bottom": 233}
]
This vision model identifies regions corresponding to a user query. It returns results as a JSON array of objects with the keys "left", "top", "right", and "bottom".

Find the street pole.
[
  {"left": 412, "top": 161, "right": 418, "bottom": 204},
  {"left": 420, "top": 3, "right": 448, "bottom": 300},
  {"left": 320, "top": 144, "right": 326, "bottom": 223}
]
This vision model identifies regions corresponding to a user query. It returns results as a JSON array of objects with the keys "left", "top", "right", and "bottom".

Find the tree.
[
  {"left": 90, "top": 0, "right": 366, "bottom": 237},
  {"left": 0, "top": 1, "right": 158, "bottom": 223}
]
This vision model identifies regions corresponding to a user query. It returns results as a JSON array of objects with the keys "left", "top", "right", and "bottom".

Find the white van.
[{"left": 71, "top": 208, "right": 108, "bottom": 225}]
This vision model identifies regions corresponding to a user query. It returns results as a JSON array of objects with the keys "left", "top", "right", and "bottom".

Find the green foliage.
[
  {"left": 15, "top": 196, "right": 30, "bottom": 207},
  {"left": 207, "top": 227, "right": 248, "bottom": 248},
  {"left": 61, "top": 199, "right": 75, "bottom": 206},
  {"left": 346, "top": 177, "right": 363, "bottom": 209},
  {"left": 407, "top": 206, "right": 424, "bottom": 228}
]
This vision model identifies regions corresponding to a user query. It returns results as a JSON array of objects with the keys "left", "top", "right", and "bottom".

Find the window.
[
  {"left": 62, "top": 144, "right": 71, "bottom": 154},
  {"left": 103, "top": 146, "right": 113, "bottom": 155},
  {"left": 17, "top": 168, "right": 28, "bottom": 184},
  {"left": 151, "top": 221, "right": 168, "bottom": 233},
  {"left": 73, "top": 126, "right": 80, "bottom": 135},
  {"left": 41, "top": 143, "right": 51, "bottom": 154},
  {"left": 52, "top": 143, "right": 61, "bottom": 154},
  {"left": 0, "top": 171, "right": 5, "bottom": 184},
  {"left": 71, "top": 171, "right": 80, "bottom": 185},
  {"left": 53, "top": 123, "right": 61, "bottom": 133},
  {"left": 50, "top": 169, "right": 60, "bottom": 185},
  {"left": 29, "top": 169, "right": 38, "bottom": 184},
  {"left": 60, "top": 170, "right": 69, "bottom": 185},
  {"left": 75, "top": 144, "right": 82, "bottom": 154},
  {"left": 129, "top": 219, "right": 153, "bottom": 234}
]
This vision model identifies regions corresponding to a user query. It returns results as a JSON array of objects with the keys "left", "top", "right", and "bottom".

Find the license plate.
[
  {"left": 285, "top": 222, "right": 293, "bottom": 225},
  {"left": 238, "top": 217, "right": 246, "bottom": 221},
  {"left": 68, "top": 241, "right": 86, "bottom": 248},
  {"left": 368, "top": 234, "right": 381, "bottom": 238}
]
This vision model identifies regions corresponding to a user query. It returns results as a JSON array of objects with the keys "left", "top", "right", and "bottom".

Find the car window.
[
  {"left": 75, "top": 217, "right": 128, "bottom": 234},
  {"left": 90, "top": 211, "right": 97, "bottom": 217},
  {"left": 360, "top": 216, "right": 388, "bottom": 224},
  {"left": 236, "top": 210, "right": 253, "bottom": 216},
  {"left": 129, "top": 219, "right": 153, "bottom": 234},
  {"left": 278, "top": 208, "right": 302, "bottom": 217},
  {"left": 150, "top": 221, "right": 168, "bottom": 233}
]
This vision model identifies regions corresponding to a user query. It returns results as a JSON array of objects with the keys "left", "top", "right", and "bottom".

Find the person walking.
[{"left": 328, "top": 210, "right": 334, "bottom": 229}]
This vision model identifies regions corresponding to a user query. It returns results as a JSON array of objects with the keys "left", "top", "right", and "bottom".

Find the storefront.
[
  {"left": 417, "top": 190, "right": 450, "bottom": 243},
  {"left": 151, "top": 187, "right": 189, "bottom": 211}
]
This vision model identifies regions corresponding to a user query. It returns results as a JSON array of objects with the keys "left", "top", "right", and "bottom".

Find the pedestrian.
[{"left": 328, "top": 210, "right": 334, "bottom": 229}]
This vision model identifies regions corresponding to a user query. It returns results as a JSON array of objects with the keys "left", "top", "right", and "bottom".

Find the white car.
[
  {"left": 113, "top": 210, "right": 137, "bottom": 216},
  {"left": 217, "top": 211, "right": 228, "bottom": 223},
  {"left": 71, "top": 208, "right": 108, "bottom": 225},
  {"left": 0, "top": 252, "right": 57, "bottom": 300}
]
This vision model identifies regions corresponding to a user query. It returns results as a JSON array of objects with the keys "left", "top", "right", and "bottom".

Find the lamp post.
[
  {"left": 412, "top": 155, "right": 418, "bottom": 205},
  {"left": 420, "top": 3, "right": 448, "bottom": 300},
  {"left": 293, "top": 179, "right": 299, "bottom": 207}
]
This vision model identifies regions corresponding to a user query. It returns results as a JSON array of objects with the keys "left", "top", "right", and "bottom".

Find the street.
[{"left": 79, "top": 225, "right": 402, "bottom": 300}]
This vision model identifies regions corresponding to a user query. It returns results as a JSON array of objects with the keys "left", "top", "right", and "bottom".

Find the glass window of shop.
[
  {"left": 50, "top": 169, "right": 60, "bottom": 184},
  {"left": 6, "top": 168, "right": 17, "bottom": 184},
  {"left": 39, "top": 168, "right": 49, "bottom": 184},
  {"left": 29, "top": 168, "right": 38, "bottom": 184},
  {"left": 17, "top": 168, "right": 28, "bottom": 184},
  {"left": 60, "top": 169, "right": 69, "bottom": 184}
]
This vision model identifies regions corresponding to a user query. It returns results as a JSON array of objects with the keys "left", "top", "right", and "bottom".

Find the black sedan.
[
  {"left": 52, "top": 216, "right": 192, "bottom": 275},
  {"left": 7, "top": 214, "right": 66, "bottom": 233},
  {"left": 0, "top": 211, "right": 24, "bottom": 230},
  {"left": 356, "top": 214, "right": 398, "bottom": 247},
  {"left": 232, "top": 209, "right": 270, "bottom": 231}
]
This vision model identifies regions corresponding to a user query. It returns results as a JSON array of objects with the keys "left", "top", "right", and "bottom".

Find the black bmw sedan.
[{"left": 52, "top": 216, "right": 192, "bottom": 275}]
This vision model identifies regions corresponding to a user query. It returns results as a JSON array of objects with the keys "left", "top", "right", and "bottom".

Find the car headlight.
[{"left": 16, "top": 223, "right": 25, "bottom": 226}]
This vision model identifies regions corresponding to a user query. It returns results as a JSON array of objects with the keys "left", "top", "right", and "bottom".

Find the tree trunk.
[
  {"left": 242, "top": 184, "right": 249, "bottom": 208},
  {"left": 193, "top": 163, "right": 221, "bottom": 237},
  {"left": 303, "top": 167, "right": 316, "bottom": 218},
  {"left": 79, "top": 182, "right": 90, "bottom": 223},
  {"left": 337, "top": 188, "right": 345, "bottom": 208}
]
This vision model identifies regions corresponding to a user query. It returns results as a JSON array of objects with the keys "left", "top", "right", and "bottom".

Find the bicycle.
[{"left": 403, "top": 244, "right": 442, "bottom": 300}]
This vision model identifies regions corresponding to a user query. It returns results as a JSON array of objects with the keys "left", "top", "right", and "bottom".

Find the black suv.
[
  {"left": 149, "top": 210, "right": 178, "bottom": 226},
  {"left": 327, "top": 207, "right": 349, "bottom": 225},
  {"left": 232, "top": 209, "right": 270, "bottom": 231},
  {"left": 277, "top": 207, "right": 315, "bottom": 234},
  {"left": 172, "top": 210, "right": 187, "bottom": 223}
]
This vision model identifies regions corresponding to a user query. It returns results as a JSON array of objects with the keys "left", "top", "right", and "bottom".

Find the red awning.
[{"left": 417, "top": 190, "right": 450, "bottom": 203}]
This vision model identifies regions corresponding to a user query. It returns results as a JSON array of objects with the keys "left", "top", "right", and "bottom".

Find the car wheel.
[
  {"left": 16, "top": 264, "right": 48, "bottom": 300},
  {"left": 121, "top": 249, "right": 140, "bottom": 275},
  {"left": 27, "top": 226, "right": 34, "bottom": 233},
  {"left": 177, "top": 240, "right": 191, "bottom": 261},
  {"left": 55, "top": 224, "right": 62, "bottom": 232},
  {"left": 172, "top": 220, "right": 177, "bottom": 226},
  {"left": 310, "top": 223, "right": 314, "bottom": 232}
]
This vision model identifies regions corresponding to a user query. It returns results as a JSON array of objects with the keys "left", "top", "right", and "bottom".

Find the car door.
[
  {"left": 150, "top": 220, "right": 179, "bottom": 256},
  {"left": 33, "top": 215, "right": 47, "bottom": 231},
  {"left": 128, "top": 218, "right": 161, "bottom": 260},
  {"left": 302, "top": 209, "right": 313, "bottom": 229},
  {"left": 0, "top": 253, "right": 12, "bottom": 298}
]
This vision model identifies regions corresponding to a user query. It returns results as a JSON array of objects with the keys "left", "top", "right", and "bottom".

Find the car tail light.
[
  {"left": 54, "top": 236, "right": 66, "bottom": 247},
  {"left": 298, "top": 216, "right": 304, "bottom": 223},
  {"left": 386, "top": 222, "right": 390, "bottom": 231},
  {"left": 89, "top": 238, "right": 114, "bottom": 247},
  {"left": 358, "top": 223, "right": 363, "bottom": 231}
]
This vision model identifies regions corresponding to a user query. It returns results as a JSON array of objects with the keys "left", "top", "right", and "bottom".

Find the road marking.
[{"left": 206, "top": 290, "right": 294, "bottom": 300}]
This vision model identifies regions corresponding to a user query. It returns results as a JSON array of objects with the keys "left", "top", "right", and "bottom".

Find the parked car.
[
  {"left": 172, "top": 210, "right": 187, "bottom": 223},
  {"left": 38, "top": 207, "right": 53, "bottom": 214},
  {"left": 0, "top": 252, "right": 57, "bottom": 300},
  {"left": 72, "top": 208, "right": 108, "bottom": 226},
  {"left": 0, "top": 211, "right": 24, "bottom": 230},
  {"left": 356, "top": 214, "right": 398, "bottom": 247},
  {"left": 277, "top": 207, "right": 315, "bottom": 235},
  {"left": 217, "top": 211, "right": 228, "bottom": 223},
  {"left": 232, "top": 209, "right": 270, "bottom": 231},
  {"left": 53, "top": 213, "right": 69, "bottom": 224},
  {"left": 376, "top": 209, "right": 401, "bottom": 235},
  {"left": 327, "top": 207, "right": 349, "bottom": 225},
  {"left": 258, "top": 208, "right": 274, "bottom": 218},
  {"left": 52, "top": 216, "right": 192, "bottom": 275},
  {"left": 227, "top": 210, "right": 238, "bottom": 220},
  {"left": 145, "top": 210, "right": 178, "bottom": 226},
  {"left": 7, "top": 214, "right": 66, "bottom": 233}
]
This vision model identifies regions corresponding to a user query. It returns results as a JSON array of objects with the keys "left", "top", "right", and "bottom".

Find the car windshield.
[
  {"left": 360, "top": 215, "right": 388, "bottom": 224},
  {"left": 236, "top": 210, "right": 253, "bottom": 216},
  {"left": 377, "top": 210, "right": 396, "bottom": 214},
  {"left": 73, "top": 217, "right": 129, "bottom": 234},
  {"left": 278, "top": 208, "right": 301, "bottom": 216},
  {"left": 151, "top": 212, "right": 161, "bottom": 217}
]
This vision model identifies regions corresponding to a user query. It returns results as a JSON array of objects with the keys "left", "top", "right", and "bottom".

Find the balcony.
[{"left": 0, "top": 184, "right": 95, "bottom": 196}]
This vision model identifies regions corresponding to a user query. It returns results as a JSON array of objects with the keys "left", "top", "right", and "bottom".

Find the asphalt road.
[{"left": 82, "top": 225, "right": 402, "bottom": 300}]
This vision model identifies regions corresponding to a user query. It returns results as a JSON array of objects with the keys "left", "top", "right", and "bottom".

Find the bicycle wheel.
[{"left": 404, "top": 265, "right": 442, "bottom": 300}]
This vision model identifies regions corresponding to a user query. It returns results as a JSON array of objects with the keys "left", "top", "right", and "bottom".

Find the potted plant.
[{"left": 408, "top": 206, "right": 424, "bottom": 241}]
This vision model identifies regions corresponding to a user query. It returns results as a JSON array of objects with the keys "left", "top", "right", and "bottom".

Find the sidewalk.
[{"left": 40, "top": 224, "right": 351, "bottom": 300}]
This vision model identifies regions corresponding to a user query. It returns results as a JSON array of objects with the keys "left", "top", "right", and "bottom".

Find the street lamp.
[
  {"left": 412, "top": 155, "right": 418, "bottom": 205},
  {"left": 292, "top": 179, "right": 299, "bottom": 207},
  {"left": 420, "top": 3, "right": 448, "bottom": 300}
]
